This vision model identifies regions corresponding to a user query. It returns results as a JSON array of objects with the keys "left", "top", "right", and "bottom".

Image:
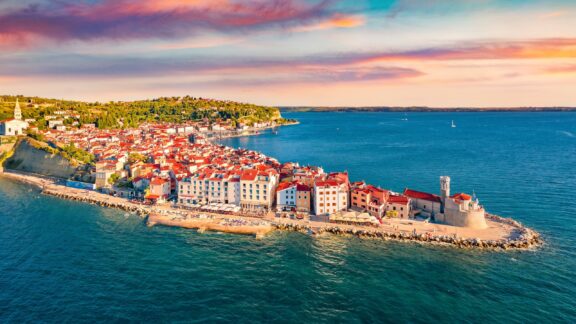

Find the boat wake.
[{"left": 558, "top": 130, "right": 575, "bottom": 138}]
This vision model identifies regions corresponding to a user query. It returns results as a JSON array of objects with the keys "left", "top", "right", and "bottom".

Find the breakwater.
[
  {"left": 42, "top": 187, "right": 149, "bottom": 216},
  {"left": 274, "top": 214, "right": 541, "bottom": 250}
]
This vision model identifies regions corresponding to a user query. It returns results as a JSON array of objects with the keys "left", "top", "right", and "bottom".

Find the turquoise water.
[{"left": 1, "top": 112, "right": 576, "bottom": 322}]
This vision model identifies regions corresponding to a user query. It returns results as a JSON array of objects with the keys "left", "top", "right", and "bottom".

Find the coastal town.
[{"left": 1, "top": 99, "right": 540, "bottom": 249}]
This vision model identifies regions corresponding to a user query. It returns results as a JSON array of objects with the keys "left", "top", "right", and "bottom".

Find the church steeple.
[{"left": 14, "top": 98, "right": 22, "bottom": 120}]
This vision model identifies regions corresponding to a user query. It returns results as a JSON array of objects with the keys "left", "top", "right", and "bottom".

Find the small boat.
[
  {"left": 451, "top": 120, "right": 456, "bottom": 128},
  {"left": 401, "top": 113, "right": 408, "bottom": 121}
]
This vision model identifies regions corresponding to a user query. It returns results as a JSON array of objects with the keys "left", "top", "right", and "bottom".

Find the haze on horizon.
[{"left": 1, "top": 0, "right": 575, "bottom": 107}]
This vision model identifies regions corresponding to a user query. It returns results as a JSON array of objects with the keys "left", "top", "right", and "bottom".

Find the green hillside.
[{"left": 0, "top": 95, "right": 293, "bottom": 129}]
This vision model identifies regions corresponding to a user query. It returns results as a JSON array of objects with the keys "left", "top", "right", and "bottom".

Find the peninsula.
[{"left": 0, "top": 95, "right": 541, "bottom": 250}]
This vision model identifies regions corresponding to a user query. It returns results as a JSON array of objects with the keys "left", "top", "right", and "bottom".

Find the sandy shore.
[{"left": 0, "top": 170, "right": 541, "bottom": 249}]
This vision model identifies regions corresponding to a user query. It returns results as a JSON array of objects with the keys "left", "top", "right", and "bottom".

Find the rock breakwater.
[
  {"left": 274, "top": 214, "right": 541, "bottom": 250},
  {"left": 42, "top": 188, "right": 148, "bottom": 216}
]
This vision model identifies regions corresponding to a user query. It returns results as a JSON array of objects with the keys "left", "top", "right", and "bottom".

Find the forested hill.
[
  {"left": 281, "top": 106, "right": 576, "bottom": 112},
  {"left": 0, "top": 95, "right": 288, "bottom": 129}
]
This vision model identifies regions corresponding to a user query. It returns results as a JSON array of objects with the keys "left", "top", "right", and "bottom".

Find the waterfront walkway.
[{"left": 0, "top": 170, "right": 540, "bottom": 249}]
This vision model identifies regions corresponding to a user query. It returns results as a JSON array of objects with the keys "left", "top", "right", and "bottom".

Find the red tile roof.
[
  {"left": 451, "top": 193, "right": 472, "bottom": 201},
  {"left": 240, "top": 169, "right": 258, "bottom": 181},
  {"left": 388, "top": 195, "right": 409, "bottom": 205},
  {"left": 276, "top": 182, "right": 296, "bottom": 192},
  {"left": 403, "top": 189, "right": 442, "bottom": 203},
  {"left": 296, "top": 184, "right": 311, "bottom": 191},
  {"left": 150, "top": 178, "right": 169, "bottom": 186}
]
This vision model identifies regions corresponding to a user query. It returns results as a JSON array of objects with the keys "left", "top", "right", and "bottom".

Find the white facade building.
[
  {"left": 178, "top": 172, "right": 241, "bottom": 206},
  {"left": 240, "top": 169, "right": 279, "bottom": 210},
  {"left": 314, "top": 180, "right": 348, "bottom": 215},
  {"left": 276, "top": 182, "right": 297, "bottom": 211}
]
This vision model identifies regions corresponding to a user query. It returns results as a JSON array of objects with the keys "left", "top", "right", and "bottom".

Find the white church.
[{"left": 0, "top": 98, "right": 29, "bottom": 136}]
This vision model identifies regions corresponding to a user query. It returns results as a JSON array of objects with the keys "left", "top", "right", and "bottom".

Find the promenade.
[{"left": 0, "top": 170, "right": 541, "bottom": 249}]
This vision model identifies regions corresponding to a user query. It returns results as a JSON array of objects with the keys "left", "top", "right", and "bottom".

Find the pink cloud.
[
  {"left": 292, "top": 13, "right": 365, "bottom": 32},
  {"left": 0, "top": 0, "right": 349, "bottom": 47}
]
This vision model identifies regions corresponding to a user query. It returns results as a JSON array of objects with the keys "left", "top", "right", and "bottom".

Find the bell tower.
[
  {"left": 14, "top": 98, "right": 22, "bottom": 120},
  {"left": 440, "top": 176, "right": 450, "bottom": 205}
]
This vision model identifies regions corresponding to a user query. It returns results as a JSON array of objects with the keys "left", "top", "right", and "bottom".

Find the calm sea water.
[{"left": 1, "top": 112, "right": 575, "bottom": 323}]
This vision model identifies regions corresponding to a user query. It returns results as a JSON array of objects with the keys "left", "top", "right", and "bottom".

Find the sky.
[{"left": 1, "top": 0, "right": 575, "bottom": 107}]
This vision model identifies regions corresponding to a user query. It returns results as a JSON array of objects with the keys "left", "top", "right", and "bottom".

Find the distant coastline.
[{"left": 281, "top": 106, "right": 576, "bottom": 113}]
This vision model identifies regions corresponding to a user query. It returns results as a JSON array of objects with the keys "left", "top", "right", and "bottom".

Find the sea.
[{"left": 1, "top": 112, "right": 575, "bottom": 323}]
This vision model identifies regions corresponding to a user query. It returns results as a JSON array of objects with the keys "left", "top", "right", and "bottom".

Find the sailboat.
[{"left": 451, "top": 120, "right": 456, "bottom": 128}]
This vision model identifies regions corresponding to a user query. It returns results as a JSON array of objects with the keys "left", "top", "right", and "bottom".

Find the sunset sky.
[{"left": 1, "top": 0, "right": 575, "bottom": 107}]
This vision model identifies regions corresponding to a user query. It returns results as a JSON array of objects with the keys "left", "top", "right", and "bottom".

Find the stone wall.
[{"left": 436, "top": 208, "right": 488, "bottom": 229}]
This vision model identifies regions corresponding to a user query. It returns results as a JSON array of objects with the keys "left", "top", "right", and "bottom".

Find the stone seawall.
[
  {"left": 42, "top": 188, "right": 149, "bottom": 216},
  {"left": 274, "top": 214, "right": 541, "bottom": 250}
]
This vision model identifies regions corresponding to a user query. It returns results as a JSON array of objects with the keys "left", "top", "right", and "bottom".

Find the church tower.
[
  {"left": 440, "top": 176, "right": 450, "bottom": 212},
  {"left": 14, "top": 98, "right": 22, "bottom": 120}
]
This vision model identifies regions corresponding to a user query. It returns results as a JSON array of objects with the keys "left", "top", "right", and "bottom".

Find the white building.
[
  {"left": 240, "top": 169, "right": 279, "bottom": 210},
  {"left": 0, "top": 99, "right": 29, "bottom": 136},
  {"left": 227, "top": 177, "right": 241, "bottom": 206},
  {"left": 178, "top": 178, "right": 197, "bottom": 206},
  {"left": 276, "top": 182, "right": 297, "bottom": 211},
  {"left": 314, "top": 179, "right": 348, "bottom": 215},
  {"left": 178, "top": 172, "right": 241, "bottom": 206},
  {"left": 435, "top": 176, "right": 488, "bottom": 229}
]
